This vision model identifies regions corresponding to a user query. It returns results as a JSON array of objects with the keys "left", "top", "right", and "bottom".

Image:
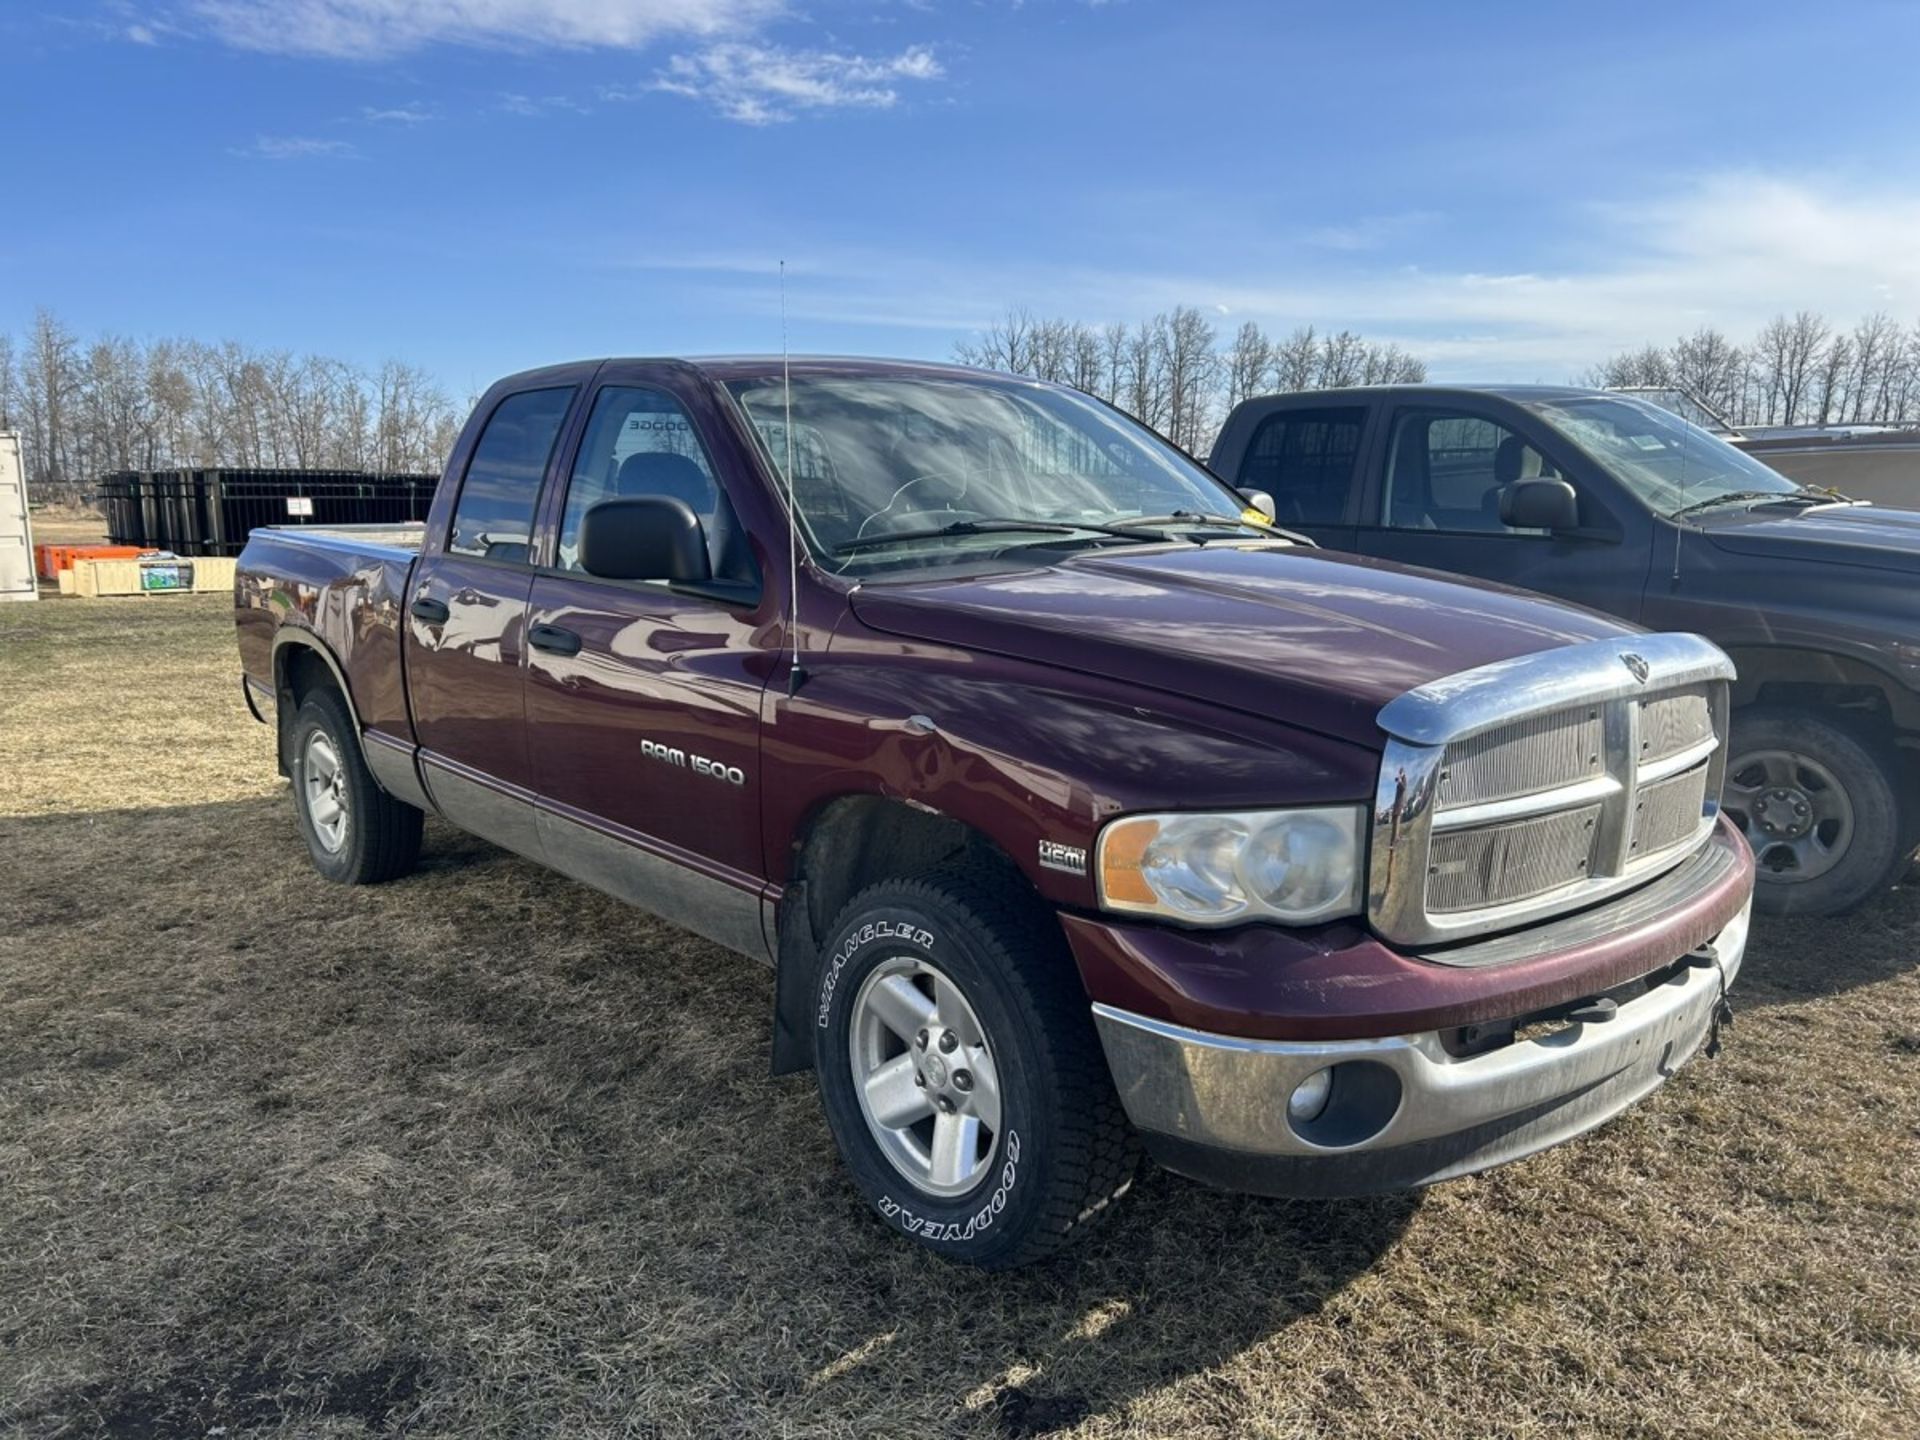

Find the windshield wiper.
[
  {"left": 831, "top": 517, "right": 1164, "bottom": 555},
  {"left": 1669, "top": 486, "right": 1857, "bottom": 520},
  {"left": 1107, "top": 511, "right": 1314, "bottom": 544},
  {"left": 1670, "top": 489, "right": 1810, "bottom": 519}
]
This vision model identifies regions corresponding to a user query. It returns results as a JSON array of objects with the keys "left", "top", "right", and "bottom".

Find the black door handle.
[
  {"left": 411, "top": 596, "right": 450, "bottom": 625},
  {"left": 529, "top": 623, "right": 582, "bottom": 657}
]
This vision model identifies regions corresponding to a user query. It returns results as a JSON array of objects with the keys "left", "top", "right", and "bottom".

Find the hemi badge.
[{"left": 1038, "top": 840, "right": 1089, "bottom": 876}]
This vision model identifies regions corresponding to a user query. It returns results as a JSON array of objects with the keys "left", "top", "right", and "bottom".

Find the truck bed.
[
  {"left": 234, "top": 522, "right": 424, "bottom": 748},
  {"left": 256, "top": 521, "right": 427, "bottom": 556}
]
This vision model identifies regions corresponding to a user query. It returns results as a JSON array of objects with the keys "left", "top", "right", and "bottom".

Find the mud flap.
[{"left": 770, "top": 881, "right": 820, "bottom": 1076}]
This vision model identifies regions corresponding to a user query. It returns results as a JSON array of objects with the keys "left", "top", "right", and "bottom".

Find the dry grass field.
[{"left": 2, "top": 588, "right": 1917, "bottom": 1439}]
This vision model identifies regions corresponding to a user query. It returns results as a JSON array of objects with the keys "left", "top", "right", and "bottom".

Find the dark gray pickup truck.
[{"left": 1211, "top": 385, "right": 1920, "bottom": 916}]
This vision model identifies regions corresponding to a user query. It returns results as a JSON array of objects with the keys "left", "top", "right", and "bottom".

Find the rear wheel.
[
  {"left": 1723, "top": 706, "right": 1903, "bottom": 916},
  {"left": 288, "top": 689, "right": 423, "bottom": 885},
  {"left": 812, "top": 869, "right": 1138, "bottom": 1267}
]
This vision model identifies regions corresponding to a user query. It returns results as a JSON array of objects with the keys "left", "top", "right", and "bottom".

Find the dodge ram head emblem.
[{"left": 1620, "top": 652, "right": 1650, "bottom": 684}]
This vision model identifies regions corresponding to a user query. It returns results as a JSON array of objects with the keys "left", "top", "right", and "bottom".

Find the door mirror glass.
[
  {"left": 1499, "top": 478, "right": 1580, "bottom": 532},
  {"left": 578, "top": 497, "right": 712, "bottom": 583},
  {"left": 1237, "top": 488, "right": 1277, "bottom": 522}
]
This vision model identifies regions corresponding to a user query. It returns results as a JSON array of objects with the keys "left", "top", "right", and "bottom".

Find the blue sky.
[{"left": 5, "top": 0, "right": 1919, "bottom": 395}]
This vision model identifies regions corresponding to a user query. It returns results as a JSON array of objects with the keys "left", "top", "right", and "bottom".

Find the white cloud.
[
  {"left": 188, "top": 0, "right": 784, "bottom": 59},
  {"left": 230, "top": 134, "right": 358, "bottom": 159},
  {"left": 640, "top": 175, "right": 1920, "bottom": 380},
  {"left": 126, "top": 23, "right": 159, "bottom": 43},
  {"left": 361, "top": 102, "right": 433, "bottom": 123},
  {"left": 647, "top": 42, "right": 942, "bottom": 123}
]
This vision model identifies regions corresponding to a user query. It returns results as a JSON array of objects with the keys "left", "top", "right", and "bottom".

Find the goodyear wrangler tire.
[{"left": 813, "top": 869, "right": 1138, "bottom": 1267}]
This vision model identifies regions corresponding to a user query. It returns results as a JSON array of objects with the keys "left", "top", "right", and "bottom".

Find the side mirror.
[
  {"left": 578, "top": 497, "right": 711, "bottom": 583},
  {"left": 1238, "top": 488, "right": 1277, "bottom": 523},
  {"left": 1499, "top": 478, "right": 1579, "bottom": 532}
]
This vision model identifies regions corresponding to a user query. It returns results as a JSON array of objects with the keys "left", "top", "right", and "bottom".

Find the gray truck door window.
[{"left": 1382, "top": 410, "right": 1556, "bottom": 535}]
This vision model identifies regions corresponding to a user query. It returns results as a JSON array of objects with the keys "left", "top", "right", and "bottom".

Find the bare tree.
[
  {"left": 1670, "top": 327, "right": 1743, "bottom": 417},
  {"left": 0, "top": 310, "right": 465, "bottom": 500},
  {"left": 1271, "top": 326, "right": 1318, "bottom": 391},
  {"left": 1225, "top": 321, "right": 1274, "bottom": 408},
  {"left": 1161, "top": 307, "right": 1220, "bottom": 452},
  {"left": 1815, "top": 335, "right": 1853, "bottom": 425}
]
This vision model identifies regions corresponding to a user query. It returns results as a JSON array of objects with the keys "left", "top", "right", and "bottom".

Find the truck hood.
[
  {"left": 1696, "top": 502, "right": 1920, "bottom": 575},
  {"left": 847, "top": 544, "right": 1632, "bottom": 743}
]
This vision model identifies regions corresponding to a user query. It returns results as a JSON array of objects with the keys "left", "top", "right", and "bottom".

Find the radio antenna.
[{"left": 781, "top": 260, "right": 806, "bottom": 696}]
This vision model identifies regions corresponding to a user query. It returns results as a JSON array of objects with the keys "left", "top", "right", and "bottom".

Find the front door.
[
  {"left": 1352, "top": 404, "right": 1645, "bottom": 622},
  {"left": 523, "top": 376, "right": 774, "bottom": 959},
  {"left": 407, "top": 384, "right": 577, "bottom": 859}
]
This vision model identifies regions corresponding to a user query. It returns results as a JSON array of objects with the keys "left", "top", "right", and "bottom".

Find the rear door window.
[
  {"left": 447, "top": 387, "right": 575, "bottom": 563},
  {"left": 1239, "top": 407, "right": 1366, "bottom": 525}
]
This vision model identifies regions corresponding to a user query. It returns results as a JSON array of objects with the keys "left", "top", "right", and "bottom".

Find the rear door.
[
  {"left": 522, "top": 370, "right": 775, "bottom": 960},
  {"left": 407, "top": 384, "right": 577, "bottom": 859},
  {"left": 1227, "top": 404, "right": 1369, "bottom": 551},
  {"left": 1352, "top": 402, "right": 1642, "bottom": 621}
]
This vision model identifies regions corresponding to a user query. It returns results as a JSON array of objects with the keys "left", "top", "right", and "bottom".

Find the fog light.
[{"left": 1288, "top": 1067, "right": 1333, "bottom": 1123}]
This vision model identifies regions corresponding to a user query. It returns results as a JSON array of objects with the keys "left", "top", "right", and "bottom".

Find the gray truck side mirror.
[
  {"left": 1499, "top": 478, "right": 1579, "bottom": 532},
  {"left": 1238, "top": 488, "right": 1277, "bottom": 522},
  {"left": 579, "top": 497, "right": 712, "bottom": 583}
]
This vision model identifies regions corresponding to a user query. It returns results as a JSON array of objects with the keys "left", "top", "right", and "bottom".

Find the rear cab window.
[
  {"left": 1239, "top": 407, "right": 1367, "bottom": 525},
  {"left": 447, "top": 387, "right": 575, "bottom": 564}
]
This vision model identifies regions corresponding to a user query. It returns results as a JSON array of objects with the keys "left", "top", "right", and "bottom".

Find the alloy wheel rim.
[
  {"left": 849, "top": 957, "right": 1003, "bottom": 1198},
  {"left": 302, "top": 731, "right": 350, "bottom": 854},
  {"left": 1722, "top": 747, "right": 1852, "bottom": 883}
]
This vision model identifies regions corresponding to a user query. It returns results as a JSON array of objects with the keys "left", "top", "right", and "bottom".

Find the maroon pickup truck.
[{"left": 236, "top": 357, "right": 1755, "bottom": 1267}]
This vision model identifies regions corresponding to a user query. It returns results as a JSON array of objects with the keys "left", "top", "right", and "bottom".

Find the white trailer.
[{"left": 0, "top": 431, "right": 35, "bottom": 602}]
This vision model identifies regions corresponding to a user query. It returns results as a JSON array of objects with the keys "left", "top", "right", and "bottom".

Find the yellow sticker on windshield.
[{"left": 1241, "top": 508, "right": 1274, "bottom": 528}]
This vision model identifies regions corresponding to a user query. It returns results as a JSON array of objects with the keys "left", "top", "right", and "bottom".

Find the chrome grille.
[
  {"left": 1369, "top": 634, "right": 1735, "bottom": 947},
  {"left": 1438, "top": 707, "right": 1603, "bottom": 808},
  {"left": 1631, "top": 762, "right": 1711, "bottom": 858},
  {"left": 1639, "top": 688, "right": 1713, "bottom": 763},
  {"left": 1428, "top": 803, "right": 1601, "bottom": 912}
]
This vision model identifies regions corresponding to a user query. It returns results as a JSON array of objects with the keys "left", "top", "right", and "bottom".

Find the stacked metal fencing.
[{"left": 97, "top": 469, "right": 439, "bottom": 556}]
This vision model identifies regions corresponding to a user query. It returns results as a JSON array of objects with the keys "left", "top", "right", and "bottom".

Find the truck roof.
[
  {"left": 486, "top": 355, "right": 1016, "bottom": 392},
  {"left": 1235, "top": 383, "right": 1606, "bottom": 408}
]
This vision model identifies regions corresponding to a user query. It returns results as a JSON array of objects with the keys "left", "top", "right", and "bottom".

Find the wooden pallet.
[{"left": 68, "top": 556, "right": 238, "bottom": 597}]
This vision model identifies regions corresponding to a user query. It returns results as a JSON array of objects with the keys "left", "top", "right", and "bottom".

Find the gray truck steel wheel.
[
  {"left": 1723, "top": 706, "right": 1901, "bottom": 916},
  {"left": 849, "top": 956, "right": 1003, "bottom": 1198}
]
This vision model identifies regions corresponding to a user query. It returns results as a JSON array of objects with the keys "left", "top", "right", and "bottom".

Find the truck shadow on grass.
[{"left": 1, "top": 797, "right": 1912, "bottom": 1438}]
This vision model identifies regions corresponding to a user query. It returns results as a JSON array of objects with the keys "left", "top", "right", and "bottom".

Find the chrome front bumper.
[{"left": 1092, "top": 900, "right": 1750, "bottom": 1198}]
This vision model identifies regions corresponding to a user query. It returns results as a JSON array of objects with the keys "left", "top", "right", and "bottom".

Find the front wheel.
[
  {"left": 812, "top": 870, "right": 1138, "bottom": 1267},
  {"left": 1722, "top": 706, "right": 1904, "bottom": 916}
]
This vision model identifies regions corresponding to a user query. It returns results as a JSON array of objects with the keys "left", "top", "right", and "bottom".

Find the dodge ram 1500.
[{"left": 237, "top": 357, "right": 1754, "bottom": 1266}]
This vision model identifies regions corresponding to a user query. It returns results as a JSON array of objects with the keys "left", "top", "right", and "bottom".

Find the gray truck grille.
[{"left": 1369, "top": 636, "right": 1734, "bottom": 948}]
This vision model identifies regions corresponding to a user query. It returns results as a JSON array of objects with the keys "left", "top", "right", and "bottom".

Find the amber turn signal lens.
[{"left": 1097, "top": 817, "right": 1161, "bottom": 906}]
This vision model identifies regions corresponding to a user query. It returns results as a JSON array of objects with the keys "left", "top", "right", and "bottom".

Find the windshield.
[
  {"left": 725, "top": 373, "right": 1253, "bottom": 571},
  {"left": 1527, "top": 395, "right": 1802, "bottom": 516}
]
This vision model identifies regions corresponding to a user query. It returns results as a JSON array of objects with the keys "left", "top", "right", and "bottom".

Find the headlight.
[{"left": 1096, "top": 806, "right": 1364, "bottom": 926}]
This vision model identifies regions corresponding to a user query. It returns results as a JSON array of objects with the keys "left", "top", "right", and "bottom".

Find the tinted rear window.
[
  {"left": 1239, "top": 407, "right": 1366, "bottom": 525},
  {"left": 447, "top": 387, "right": 574, "bottom": 563}
]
